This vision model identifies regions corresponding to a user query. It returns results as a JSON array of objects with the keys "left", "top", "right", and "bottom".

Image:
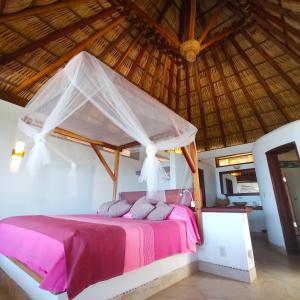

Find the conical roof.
[{"left": 0, "top": 0, "right": 299, "bottom": 150}]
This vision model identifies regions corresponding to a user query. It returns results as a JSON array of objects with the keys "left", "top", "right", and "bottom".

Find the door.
[
  {"left": 266, "top": 142, "right": 300, "bottom": 255},
  {"left": 198, "top": 169, "right": 206, "bottom": 207},
  {"left": 226, "top": 178, "right": 233, "bottom": 195}
]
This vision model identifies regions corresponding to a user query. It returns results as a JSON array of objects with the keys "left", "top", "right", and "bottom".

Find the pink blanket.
[{"left": 0, "top": 209, "right": 199, "bottom": 299}]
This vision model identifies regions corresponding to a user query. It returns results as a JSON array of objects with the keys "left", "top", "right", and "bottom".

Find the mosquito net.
[{"left": 18, "top": 51, "right": 197, "bottom": 197}]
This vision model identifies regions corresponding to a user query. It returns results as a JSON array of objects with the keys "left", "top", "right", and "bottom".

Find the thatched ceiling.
[{"left": 0, "top": 0, "right": 299, "bottom": 151}]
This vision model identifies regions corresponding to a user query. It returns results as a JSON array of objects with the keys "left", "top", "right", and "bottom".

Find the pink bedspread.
[{"left": 0, "top": 209, "right": 200, "bottom": 299}]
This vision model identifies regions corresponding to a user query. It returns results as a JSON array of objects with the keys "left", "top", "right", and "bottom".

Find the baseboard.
[
  {"left": 198, "top": 260, "right": 257, "bottom": 283},
  {"left": 0, "top": 267, "right": 30, "bottom": 300},
  {"left": 112, "top": 261, "right": 198, "bottom": 300}
]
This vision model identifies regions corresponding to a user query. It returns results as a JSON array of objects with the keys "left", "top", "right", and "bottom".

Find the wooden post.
[
  {"left": 112, "top": 150, "right": 120, "bottom": 201},
  {"left": 190, "top": 142, "right": 203, "bottom": 240}
]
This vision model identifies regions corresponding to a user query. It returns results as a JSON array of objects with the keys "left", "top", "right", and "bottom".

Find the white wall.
[
  {"left": 198, "top": 212, "right": 255, "bottom": 271},
  {"left": 253, "top": 119, "right": 300, "bottom": 250},
  {"left": 0, "top": 100, "right": 146, "bottom": 218}
]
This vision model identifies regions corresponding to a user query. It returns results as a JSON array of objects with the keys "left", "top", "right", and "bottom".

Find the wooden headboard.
[{"left": 119, "top": 189, "right": 192, "bottom": 204}]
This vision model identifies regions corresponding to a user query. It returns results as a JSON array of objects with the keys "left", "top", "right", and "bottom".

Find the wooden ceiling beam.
[
  {"left": 127, "top": 44, "right": 148, "bottom": 80},
  {"left": 199, "top": 19, "right": 244, "bottom": 52},
  {"left": 197, "top": 1, "right": 227, "bottom": 44},
  {"left": 202, "top": 53, "right": 226, "bottom": 147},
  {"left": 150, "top": 52, "right": 163, "bottom": 95},
  {"left": 175, "top": 66, "right": 181, "bottom": 113},
  {"left": 0, "top": 0, "right": 6, "bottom": 14},
  {"left": 230, "top": 36, "right": 291, "bottom": 122},
  {"left": 251, "top": 4, "right": 300, "bottom": 39},
  {"left": 242, "top": 30, "right": 300, "bottom": 95},
  {"left": 0, "top": 89, "right": 28, "bottom": 107},
  {"left": 157, "top": 0, "right": 172, "bottom": 23},
  {"left": 118, "top": 0, "right": 181, "bottom": 47},
  {"left": 220, "top": 42, "right": 267, "bottom": 133},
  {"left": 139, "top": 45, "right": 155, "bottom": 89},
  {"left": 167, "top": 60, "right": 175, "bottom": 107},
  {"left": 160, "top": 57, "right": 169, "bottom": 102},
  {"left": 187, "top": 0, "right": 197, "bottom": 40},
  {"left": 194, "top": 60, "right": 207, "bottom": 150},
  {"left": 0, "top": 7, "right": 120, "bottom": 65},
  {"left": 13, "top": 16, "right": 125, "bottom": 94},
  {"left": 211, "top": 46, "right": 247, "bottom": 144},
  {"left": 0, "top": 0, "right": 94, "bottom": 23},
  {"left": 179, "top": 0, "right": 188, "bottom": 42},
  {"left": 113, "top": 31, "right": 144, "bottom": 71},
  {"left": 185, "top": 62, "right": 192, "bottom": 121}
]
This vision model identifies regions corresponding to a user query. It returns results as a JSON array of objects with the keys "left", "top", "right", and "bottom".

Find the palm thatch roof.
[{"left": 0, "top": 0, "right": 299, "bottom": 151}]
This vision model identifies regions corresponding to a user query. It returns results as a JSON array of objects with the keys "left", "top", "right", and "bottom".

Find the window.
[{"left": 216, "top": 152, "right": 254, "bottom": 167}]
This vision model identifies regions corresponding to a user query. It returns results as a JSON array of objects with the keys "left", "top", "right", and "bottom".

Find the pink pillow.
[{"left": 122, "top": 212, "right": 132, "bottom": 219}]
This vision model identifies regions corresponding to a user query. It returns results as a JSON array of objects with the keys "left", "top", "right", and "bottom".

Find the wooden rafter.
[
  {"left": 150, "top": 52, "right": 163, "bottom": 95},
  {"left": 187, "top": 0, "right": 197, "bottom": 40},
  {"left": 113, "top": 31, "right": 144, "bottom": 71},
  {"left": 179, "top": 0, "right": 188, "bottom": 42},
  {"left": 160, "top": 57, "right": 169, "bottom": 101},
  {"left": 126, "top": 44, "right": 148, "bottom": 80},
  {"left": 220, "top": 42, "right": 267, "bottom": 133},
  {"left": 230, "top": 36, "right": 291, "bottom": 122},
  {"left": 157, "top": 0, "right": 172, "bottom": 23},
  {"left": 0, "top": 0, "right": 94, "bottom": 23},
  {"left": 185, "top": 62, "right": 192, "bottom": 121},
  {"left": 118, "top": 0, "right": 181, "bottom": 47},
  {"left": 0, "top": 89, "right": 27, "bottom": 107},
  {"left": 193, "top": 60, "right": 207, "bottom": 150},
  {"left": 202, "top": 53, "right": 226, "bottom": 147},
  {"left": 197, "top": 1, "right": 227, "bottom": 44},
  {"left": 0, "top": 7, "right": 120, "bottom": 65},
  {"left": 139, "top": 45, "right": 155, "bottom": 89},
  {"left": 13, "top": 16, "right": 125, "bottom": 94},
  {"left": 0, "top": 0, "right": 6, "bottom": 14},
  {"left": 242, "top": 30, "right": 300, "bottom": 95},
  {"left": 199, "top": 19, "right": 244, "bottom": 52},
  {"left": 175, "top": 66, "right": 181, "bottom": 113},
  {"left": 211, "top": 47, "right": 247, "bottom": 143},
  {"left": 167, "top": 60, "right": 175, "bottom": 107}
]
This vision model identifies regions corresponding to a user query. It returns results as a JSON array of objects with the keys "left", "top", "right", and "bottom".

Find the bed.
[{"left": 0, "top": 202, "right": 200, "bottom": 299}]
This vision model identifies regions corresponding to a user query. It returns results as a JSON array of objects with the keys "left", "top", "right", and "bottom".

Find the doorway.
[
  {"left": 198, "top": 169, "right": 207, "bottom": 207},
  {"left": 266, "top": 142, "right": 300, "bottom": 255}
]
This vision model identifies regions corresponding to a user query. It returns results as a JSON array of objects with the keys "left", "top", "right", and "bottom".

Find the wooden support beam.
[
  {"left": 0, "top": 0, "right": 94, "bottom": 23},
  {"left": 194, "top": 61, "right": 207, "bottom": 150},
  {"left": 13, "top": 16, "right": 125, "bottom": 94},
  {"left": 187, "top": 0, "right": 197, "bottom": 40},
  {"left": 202, "top": 53, "right": 226, "bottom": 147},
  {"left": 220, "top": 42, "right": 267, "bottom": 133},
  {"left": 139, "top": 45, "right": 155, "bottom": 89},
  {"left": 199, "top": 20, "right": 244, "bottom": 52},
  {"left": 242, "top": 30, "right": 300, "bottom": 95},
  {"left": 175, "top": 66, "right": 181, "bottom": 113},
  {"left": 119, "top": 0, "right": 181, "bottom": 47},
  {"left": 127, "top": 44, "right": 147, "bottom": 80},
  {"left": 210, "top": 46, "right": 247, "bottom": 143},
  {"left": 197, "top": 1, "right": 227, "bottom": 44},
  {"left": 230, "top": 37, "right": 291, "bottom": 122},
  {"left": 251, "top": 4, "right": 300, "bottom": 39},
  {"left": 91, "top": 143, "right": 115, "bottom": 180},
  {"left": 114, "top": 31, "right": 144, "bottom": 71},
  {"left": 150, "top": 52, "right": 163, "bottom": 96},
  {"left": 181, "top": 145, "right": 196, "bottom": 173},
  {"left": 0, "top": 7, "right": 120, "bottom": 65},
  {"left": 190, "top": 142, "right": 203, "bottom": 236},
  {"left": 157, "top": 0, "right": 172, "bottom": 23},
  {"left": 160, "top": 57, "right": 169, "bottom": 101},
  {"left": 185, "top": 62, "right": 192, "bottom": 122},
  {"left": 167, "top": 60, "right": 175, "bottom": 107},
  {"left": 112, "top": 150, "right": 120, "bottom": 201}
]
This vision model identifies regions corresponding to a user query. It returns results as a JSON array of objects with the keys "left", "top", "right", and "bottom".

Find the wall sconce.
[{"left": 9, "top": 141, "right": 25, "bottom": 173}]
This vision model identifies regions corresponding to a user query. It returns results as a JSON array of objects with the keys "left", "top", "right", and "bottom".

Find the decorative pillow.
[
  {"left": 147, "top": 203, "right": 173, "bottom": 221},
  {"left": 108, "top": 200, "right": 132, "bottom": 217},
  {"left": 130, "top": 197, "right": 155, "bottom": 219},
  {"left": 98, "top": 201, "right": 115, "bottom": 216}
]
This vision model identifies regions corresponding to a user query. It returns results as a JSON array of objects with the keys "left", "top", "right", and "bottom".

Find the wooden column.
[{"left": 112, "top": 150, "right": 120, "bottom": 201}]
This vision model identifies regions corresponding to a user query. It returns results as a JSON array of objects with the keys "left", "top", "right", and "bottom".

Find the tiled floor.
[{"left": 148, "top": 236, "right": 300, "bottom": 300}]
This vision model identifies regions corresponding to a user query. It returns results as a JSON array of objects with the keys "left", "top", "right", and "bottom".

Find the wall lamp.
[{"left": 9, "top": 141, "right": 25, "bottom": 173}]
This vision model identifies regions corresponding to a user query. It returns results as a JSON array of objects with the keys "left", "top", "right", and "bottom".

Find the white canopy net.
[{"left": 18, "top": 51, "right": 197, "bottom": 197}]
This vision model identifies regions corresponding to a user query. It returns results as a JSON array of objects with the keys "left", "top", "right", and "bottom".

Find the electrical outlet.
[{"left": 219, "top": 246, "right": 227, "bottom": 257}]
